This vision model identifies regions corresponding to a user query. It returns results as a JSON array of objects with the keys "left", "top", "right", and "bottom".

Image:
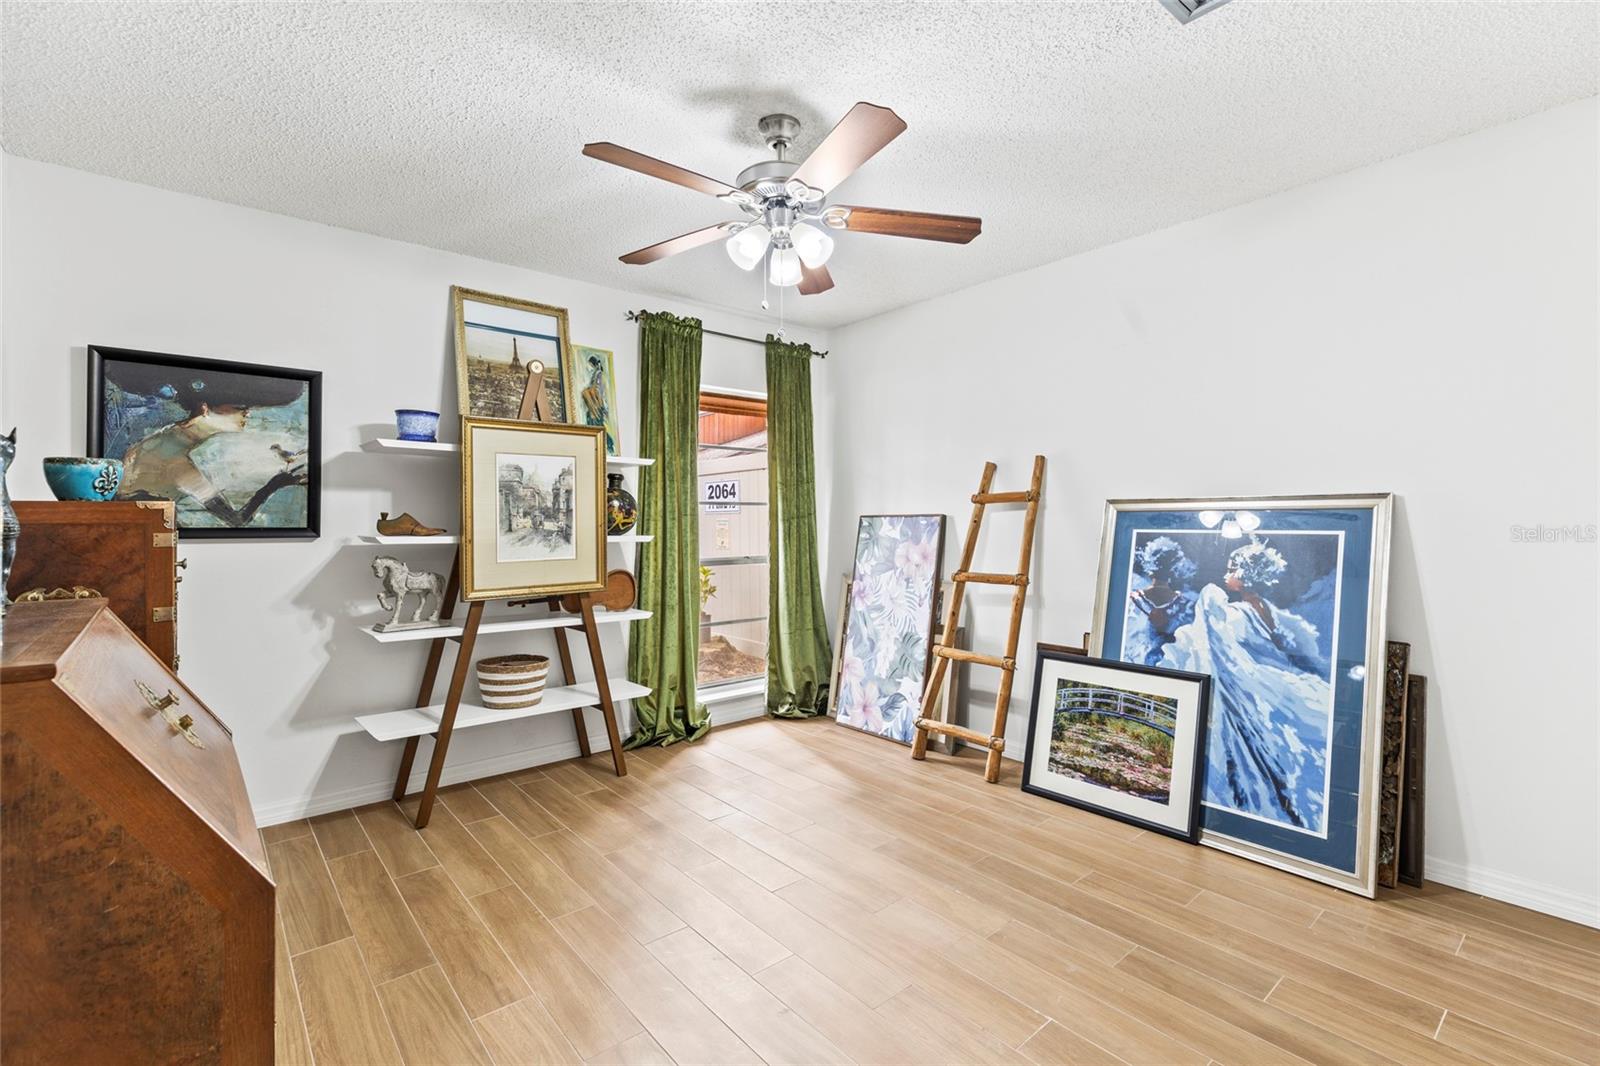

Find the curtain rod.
[{"left": 624, "top": 310, "right": 827, "bottom": 358}]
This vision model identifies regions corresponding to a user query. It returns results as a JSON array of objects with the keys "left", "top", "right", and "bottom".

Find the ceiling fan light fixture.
[
  {"left": 768, "top": 245, "right": 802, "bottom": 287},
  {"left": 725, "top": 224, "right": 770, "bottom": 271},
  {"left": 789, "top": 222, "right": 834, "bottom": 268}
]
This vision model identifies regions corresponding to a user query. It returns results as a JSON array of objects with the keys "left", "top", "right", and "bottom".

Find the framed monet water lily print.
[
  {"left": 1090, "top": 494, "right": 1393, "bottom": 895},
  {"left": 834, "top": 514, "right": 946, "bottom": 744},
  {"left": 1022, "top": 648, "right": 1211, "bottom": 841}
]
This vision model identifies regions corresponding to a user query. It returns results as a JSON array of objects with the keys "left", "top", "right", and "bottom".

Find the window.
[{"left": 697, "top": 391, "right": 767, "bottom": 689}]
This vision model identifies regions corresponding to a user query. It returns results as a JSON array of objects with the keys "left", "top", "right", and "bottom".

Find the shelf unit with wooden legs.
[{"left": 352, "top": 438, "right": 653, "bottom": 829}]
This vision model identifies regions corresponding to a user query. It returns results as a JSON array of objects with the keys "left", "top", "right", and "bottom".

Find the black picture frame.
[
  {"left": 88, "top": 345, "right": 322, "bottom": 540},
  {"left": 1020, "top": 647, "right": 1212, "bottom": 843}
]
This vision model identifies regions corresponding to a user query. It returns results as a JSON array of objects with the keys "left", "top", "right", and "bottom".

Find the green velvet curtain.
[
  {"left": 765, "top": 336, "right": 833, "bottom": 718},
  {"left": 626, "top": 311, "right": 709, "bottom": 747}
]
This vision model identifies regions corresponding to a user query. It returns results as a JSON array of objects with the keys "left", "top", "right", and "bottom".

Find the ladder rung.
[
  {"left": 915, "top": 719, "right": 1005, "bottom": 751},
  {"left": 952, "top": 571, "right": 1027, "bottom": 587},
  {"left": 934, "top": 645, "right": 1013, "bottom": 670},
  {"left": 971, "top": 490, "right": 1036, "bottom": 504}
]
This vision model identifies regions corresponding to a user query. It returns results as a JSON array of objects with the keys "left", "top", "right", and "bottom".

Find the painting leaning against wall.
[
  {"left": 453, "top": 286, "right": 574, "bottom": 423},
  {"left": 88, "top": 346, "right": 321, "bottom": 539},
  {"left": 834, "top": 514, "right": 946, "bottom": 744},
  {"left": 573, "top": 344, "right": 620, "bottom": 456},
  {"left": 1092, "top": 494, "right": 1393, "bottom": 894}
]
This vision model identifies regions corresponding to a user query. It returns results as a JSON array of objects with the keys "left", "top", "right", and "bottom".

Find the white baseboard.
[
  {"left": 254, "top": 704, "right": 775, "bottom": 827},
  {"left": 1423, "top": 855, "right": 1599, "bottom": 928},
  {"left": 253, "top": 730, "right": 612, "bottom": 826}
]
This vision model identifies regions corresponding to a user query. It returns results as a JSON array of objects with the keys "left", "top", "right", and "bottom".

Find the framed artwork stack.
[{"left": 1088, "top": 494, "right": 1394, "bottom": 895}]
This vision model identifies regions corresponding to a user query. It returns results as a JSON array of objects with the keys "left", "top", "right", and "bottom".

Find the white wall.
[
  {"left": 823, "top": 98, "right": 1599, "bottom": 924},
  {"left": 0, "top": 156, "right": 830, "bottom": 824}
]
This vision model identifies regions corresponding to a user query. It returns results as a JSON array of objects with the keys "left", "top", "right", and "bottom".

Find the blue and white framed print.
[{"left": 1090, "top": 495, "right": 1393, "bottom": 896}]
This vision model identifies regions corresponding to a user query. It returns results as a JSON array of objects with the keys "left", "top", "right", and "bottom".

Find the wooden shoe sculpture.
[{"left": 376, "top": 511, "right": 448, "bottom": 537}]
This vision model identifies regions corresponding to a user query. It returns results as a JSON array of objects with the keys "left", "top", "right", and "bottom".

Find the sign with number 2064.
[{"left": 703, "top": 478, "right": 740, "bottom": 512}]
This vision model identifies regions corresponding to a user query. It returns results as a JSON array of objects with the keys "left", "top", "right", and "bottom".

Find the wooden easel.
[
  {"left": 911, "top": 456, "right": 1045, "bottom": 783},
  {"left": 391, "top": 556, "right": 627, "bottom": 828}
]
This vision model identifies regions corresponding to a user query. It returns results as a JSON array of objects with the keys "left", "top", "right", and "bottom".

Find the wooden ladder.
[{"left": 911, "top": 456, "right": 1045, "bottom": 783}]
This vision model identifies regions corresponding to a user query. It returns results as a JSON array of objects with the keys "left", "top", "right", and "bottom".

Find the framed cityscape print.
[
  {"left": 1021, "top": 647, "right": 1210, "bottom": 842},
  {"left": 1091, "top": 494, "right": 1393, "bottom": 895},
  {"left": 460, "top": 417, "right": 606, "bottom": 601},
  {"left": 573, "top": 344, "right": 621, "bottom": 456},
  {"left": 88, "top": 345, "right": 320, "bottom": 539},
  {"left": 453, "top": 286, "right": 575, "bottom": 423},
  {"left": 834, "top": 514, "right": 946, "bottom": 744}
]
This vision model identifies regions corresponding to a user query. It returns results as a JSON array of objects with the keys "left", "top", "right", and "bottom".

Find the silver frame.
[{"left": 1089, "top": 493, "right": 1394, "bottom": 897}]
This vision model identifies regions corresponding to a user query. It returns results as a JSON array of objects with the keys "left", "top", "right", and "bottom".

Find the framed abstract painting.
[
  {"left": 1021, "top": 648, "right": 1210, "bottom": 841},
  {"left": 88, "top": 345, "right": 321, "bottom": 539},
  {"left": 834, "top": 514, "right": 946, "bottom": 744},
  {"left": 453, "top": 286, "right": 574, "bottom": 423},
  {"left": 1090, "top": 494, "right": 1393, "bottom": 894},
  {"left": 573, "top": 344, "right": 621, "bottom": 456}
]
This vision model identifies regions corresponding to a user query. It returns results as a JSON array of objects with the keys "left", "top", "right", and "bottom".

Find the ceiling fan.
[{"left": 582, "top": 102, "right": 981, "bottom": 295}]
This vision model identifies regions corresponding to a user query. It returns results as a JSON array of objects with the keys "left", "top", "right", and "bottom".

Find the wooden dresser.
[
  {"left": 6, "top": 501, "right": 182, "bottom": 670},
  {"left": 1, "top": 599, "right": 272, "bottom": 1065}
]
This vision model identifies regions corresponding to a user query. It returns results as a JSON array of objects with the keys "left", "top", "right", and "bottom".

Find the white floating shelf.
[
  {"left": 362, "top": 437, "right": 457, "bottom": 454},
  {"left": 608, "top": 533, "right": 653, "bottom": 544},
  {"left": 360, "top": 607, "right": 650, "bottom": 644},
  {"left": 357, "top": 534, "right": 459, "bottom": 545},
  {"left": 356, "top": 679, "right": 652, "bottom": 742},
  {"left": 361, "top": 437, "right": 652, "bottom": 469}
]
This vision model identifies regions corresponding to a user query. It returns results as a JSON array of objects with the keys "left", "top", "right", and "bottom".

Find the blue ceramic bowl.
[
  {"left": 43, "top": 457, "right": 123, "bottom": 501},
  {"left": 395, "top": 409, "right": 441, "bottom": 442}
]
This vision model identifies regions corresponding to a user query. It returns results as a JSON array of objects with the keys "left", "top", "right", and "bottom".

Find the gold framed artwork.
[
  {"left": 452, "top": 286, "right": 575, "bottom": 423},
  {"left": 460, "top": 417, "right": 606, "bottom": 601},
  {"left": 573, "top": 344, "right": 621, "bottom": 456}
]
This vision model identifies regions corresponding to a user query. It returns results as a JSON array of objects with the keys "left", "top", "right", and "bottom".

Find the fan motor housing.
[{"left": 736, "top": 158, "right": 800, "bottom": 197}]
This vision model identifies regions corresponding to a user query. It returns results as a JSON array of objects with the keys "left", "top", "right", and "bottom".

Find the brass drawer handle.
[{"left": 137, "top": 680, "right": 204, "bottom": 749}]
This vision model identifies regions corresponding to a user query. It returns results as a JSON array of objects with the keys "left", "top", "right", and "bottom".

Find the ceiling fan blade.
[
  {"left": 619, "top": 223, "right": 731, "bottom": 265},
  {"left": 836, "top": 206, "right": 982, "bottom": 244},
  {"left": 798, "top": 262, "right": 834, "bottom": 296},
  {"left": 789, "top": 102, "right": 907, "bottom": 195},
  {"left": 583, "top": 142, "right": 739, "bottom": 198}
]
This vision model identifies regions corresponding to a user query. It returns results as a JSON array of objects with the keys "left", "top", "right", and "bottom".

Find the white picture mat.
[{"left": 1027, "top": 658, "right": 1203, "bottom": 834}]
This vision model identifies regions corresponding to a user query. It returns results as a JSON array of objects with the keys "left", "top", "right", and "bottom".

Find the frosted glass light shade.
[
  {"left": 768, "top": 245, "right": 802, "bottom": 286},
  {"left": 726, "top": 225, "right": 770, "bottom": 271},
  {"left": 789, "top": 222, "right": 834, "bottom": 268}
]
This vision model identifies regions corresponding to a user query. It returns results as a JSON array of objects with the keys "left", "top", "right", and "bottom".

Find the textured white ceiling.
[{"left": 3, "top": 2, "right": 1594, "bottom": 328}]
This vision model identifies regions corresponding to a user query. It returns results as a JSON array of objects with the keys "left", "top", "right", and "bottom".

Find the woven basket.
[{"left": 476, "top": 654, "right": 549, "bottom": 710}]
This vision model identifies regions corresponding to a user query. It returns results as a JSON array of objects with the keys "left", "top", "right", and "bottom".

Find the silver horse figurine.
[{"left": 371, "top": 555, "right": 445, "bottom": 630}]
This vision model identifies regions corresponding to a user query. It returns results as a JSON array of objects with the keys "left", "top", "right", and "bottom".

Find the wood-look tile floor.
[{"left": 265, "top": 716, "right": 1600, "bottom": 1066}]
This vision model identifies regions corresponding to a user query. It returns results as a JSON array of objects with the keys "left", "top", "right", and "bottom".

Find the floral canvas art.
[
  {"left": 835, "top": 515, "right": 946, "bottom": 744},
  {"left": 1092, "top": 495, "right": 1393, "bottom": 894}
]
